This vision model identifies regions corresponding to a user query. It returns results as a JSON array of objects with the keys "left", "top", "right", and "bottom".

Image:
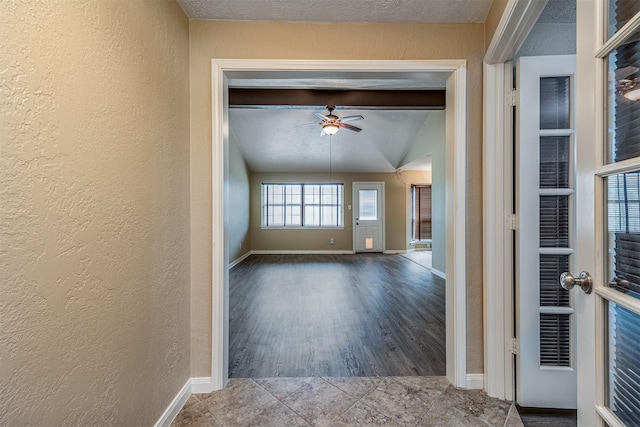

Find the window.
[
  {"left": 412, "top": 185, "right": 432, "bottom": 241},
  {"left": 262, "top": 183, "right": 343, "bottom": 228},
  {"left": 358, "top": 189, "right": 378, "bottom": 220}
]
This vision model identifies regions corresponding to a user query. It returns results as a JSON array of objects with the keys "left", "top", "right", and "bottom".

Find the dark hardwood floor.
[
  {"left": 229, "top": 253, "right": 445, "bottom": 378},
  {"left": 516, "top": 407, "right": 577, "bottom": 427}
]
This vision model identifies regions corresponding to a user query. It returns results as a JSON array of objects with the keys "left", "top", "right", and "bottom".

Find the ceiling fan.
[
  {"left": 616, "top": 66, "right": 640, "bottom": 100},
  {"left": 299, "top": 106, "right": 364, "bottom": 136}
]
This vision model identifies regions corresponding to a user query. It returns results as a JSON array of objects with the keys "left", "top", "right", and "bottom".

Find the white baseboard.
[
  {"left": 430, "top": 268, "right": 446, "bottom": 279},
  {"left": 191, "top": 377, "right": 214, "bottom": 393},
  {"left": 229, "top": 251, "right": 252, "bottom": 269},
  {"left": 154, "top": 378, "right": 192, "bottom": 427},
  {"left": 251, "top": 250, "right": 353, "bottom": 255},
  {"left": 155, "top": 377, "right": 215, "bottom": 427},
  {"left": 466, "top": 373, "right": 484, "bottom": 390},
  {"left": 384, "top": 249, "right": 407, "bottom": 254}
]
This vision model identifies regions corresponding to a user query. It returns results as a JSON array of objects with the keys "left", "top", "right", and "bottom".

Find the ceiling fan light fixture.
[
  {"left": 323, "top": 123, "right": 340, "bottom": 135},
  {"left": 616, "top": 76, "right": 640, "bottom": 101},
  {"left": 625, "top": 87, "right": 640, "bottom": 101}
]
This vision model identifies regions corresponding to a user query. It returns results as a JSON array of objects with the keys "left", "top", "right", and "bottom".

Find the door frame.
[
  {"left": 483, "top": 0, "right": 551, "bottom": 400},
  {"left": 352, "top": 181, "right": 385, "bottom": 253},
  {"left": 210, "top": 59, "right": 468, "bottom": 390}
]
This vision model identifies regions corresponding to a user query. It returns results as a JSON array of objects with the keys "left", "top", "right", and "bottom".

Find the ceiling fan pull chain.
[{"left": 329, "top": 134, "right": 332, "bottom": 184}]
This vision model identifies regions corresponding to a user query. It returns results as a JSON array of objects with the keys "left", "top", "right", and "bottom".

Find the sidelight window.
[{"left": 411, "top": 185, "right": 432, "bottom": 241}]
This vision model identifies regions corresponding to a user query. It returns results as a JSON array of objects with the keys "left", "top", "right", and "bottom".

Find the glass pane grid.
[
  {"left": 537, "top": 73, "right": 574, "bottom": 368},
  {"left": 607, "top": 32, "right": 640, "bottom": 162},
  {"left": 607, "top": 172, "right": 640, "bottom": 300},
  {"left": 540, "top": 313, "right": 571, "bottom": 367},
  {"left": 540, "top": 195, "right": 570, "bottom": 247},
  {"left": 540, "top": 136, "right": 571, "bottom": 188},
  {"left": 608, "top": 1, "right": 640, "bottom": 38},
  {"left": 607, "top": 301, "right": 640, "bottom": 426},
  {"left": 262, "top": 183, "right": 343, "bottom": 228},
  {"left": 540, "top": 255, "right": 571, "bottom": 307},
  {"left": 540, "top": 77, "right": 571, "bottom": 130},
  {"left": 359, "top": 189, "right": 378, "bottom": 221}
]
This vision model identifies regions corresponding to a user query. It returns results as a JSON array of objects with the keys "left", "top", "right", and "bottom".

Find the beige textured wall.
[
  {"left": 249, "top": 172, "right": 430, "bottom": 252},
  {"left": 229, "top": 132, "right": 251, "bottom": 263},
  {"left": 485, "top": 0, "right": 509, "bottom": 47},
  {"left": 402, "top": 111, "right": 446, "bottom": 272},
  {"left": 190, "top": 20, "right": 486, "bottom": 376},
  {"left": 1, "top": 1, "right": 191, "bottom": 425}
]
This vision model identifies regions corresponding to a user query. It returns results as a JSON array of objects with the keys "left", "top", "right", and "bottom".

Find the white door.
[
  {"left": 516, "top": 55, "right": 578, "bottom": 409},
  {"left": 574, "top": 1, "right": 640, "bottom": 426},
  {"left": 353, "top": 182, "right": 384, "bottom": 253}
]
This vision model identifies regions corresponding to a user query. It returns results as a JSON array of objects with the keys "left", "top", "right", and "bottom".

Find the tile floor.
[
  {"left": 171, "top": 376, "right": 524, "bottom": 427},
  {"left": 400, "top": 251, "right": 433, "bottom": 271}
]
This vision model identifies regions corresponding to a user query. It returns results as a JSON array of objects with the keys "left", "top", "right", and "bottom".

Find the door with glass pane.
[
  {"left": 353, "top": 182, "right": 384, "bottom": 252},
  {"left": 574, "top": 1, "right": 640, "bottom": 425},
  {"left": 516, "top": 55, "right": 577, "bottom": 408}
]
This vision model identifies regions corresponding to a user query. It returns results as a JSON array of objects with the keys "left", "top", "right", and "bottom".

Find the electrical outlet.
[{"left": 330, "top": 238, "right": 335, "bottom": 245}]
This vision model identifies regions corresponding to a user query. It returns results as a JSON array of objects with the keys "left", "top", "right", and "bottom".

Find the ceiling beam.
[{"left": 229, "top": 89, "right": 446, "bottom": 110}]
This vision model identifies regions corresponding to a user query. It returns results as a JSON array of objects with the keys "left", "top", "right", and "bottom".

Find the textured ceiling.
[
  {"left": 177, "top": 0, "right": 493, "bottom": 23},
  {"left": 537, "top": 0, "right": 576, "bottom": 24},
  {"left": 230, "top": 108, "right": 434, "bottom": 173},
  {"left": 181, "top": 3, "right": 458, "bottom": 174}
]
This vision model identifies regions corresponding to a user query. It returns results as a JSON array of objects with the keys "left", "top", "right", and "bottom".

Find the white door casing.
[
  {"left": 353, "top": 182, "right": 384, "bottom": 253},
  {"left": 516, "top": 54, "right": 577, "bottom": 409},
  {"left": 210, "top": 59, "right": 468, "bottom": 391}
]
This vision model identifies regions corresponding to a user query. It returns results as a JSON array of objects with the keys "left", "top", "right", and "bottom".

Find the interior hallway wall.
[
  {"left": 248, "top": 171, "right": 431, "bottom": 254},
  {"left": 229, "top": 131, "right": 251, "bottom": 263},
  {"left": 189, "top": 20, "right": 486, "bottom": 377},
  {"left": 1, "top": 1, "right": 191, "bottom": 425},
  {"left": 401, "top": 111, "right": 446, "bottom": 273}
]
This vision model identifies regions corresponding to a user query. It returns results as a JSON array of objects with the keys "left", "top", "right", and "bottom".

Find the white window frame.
[
  {"left": 411, "top": 184, "right": 433, "bottom": 243},
  {"left": 261, "top": 183, "right": 344, "bottom": 229}
]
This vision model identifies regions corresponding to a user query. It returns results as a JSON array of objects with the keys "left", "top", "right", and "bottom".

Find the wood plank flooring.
[{"left": 229, "top": 254, "right": 445, "bottom": 378}]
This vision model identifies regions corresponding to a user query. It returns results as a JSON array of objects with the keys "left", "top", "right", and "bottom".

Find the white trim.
[
  {"left": 444, "top": 61, "right": 468, "bottom": 388},
  {"left": 482, "top": 61, "right": 514, "bottom": 400},
  {"left": 484, "top": 0, "right": 549, "bottom": 64},
  {"left": 191, "top": 377, "right": 215, "bottom": 394},
  {"left": 466, "top": 374, "right": 485, "bottom": 390},
  {"left": 595, "top": 12, "right": 640, "bottom": 58},
  {"left": 384, "top": 250, "right": 407, "bottom": 254},
  {"left": 430, "top": 268, "right": 446, "bottom": 280},
  {"left": 211, "top": 59, "right": 468, "bottom": 390},
  {"left": 154, "top": 379, "right": 192, "bottom": 427},
  {"left": 482, "top": 0, "right": 558, "bottom": 401},
  {"left": 229, "top": 251, "right": 252, "bottom": 269},
  {"left": 596, "top": 406, "right": 626, "bottom": 427},
  {"left": 251, "top": 249, "right": 354, "bottom": 255},
  {"left": 595, "top": 286, "right": 640, "bottom": 317},
  {"left": 211, "top": 60, "right": 229, "bottom": 391},
  {"left": 595, "top": 156, "right": 640, "bottom": 176}
]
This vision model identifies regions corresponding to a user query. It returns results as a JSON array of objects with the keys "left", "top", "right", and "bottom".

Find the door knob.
[{"left": 559, "top": 271, "right": 593, "bottom": 294}]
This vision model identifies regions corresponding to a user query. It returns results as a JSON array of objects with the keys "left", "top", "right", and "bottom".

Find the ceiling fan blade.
[
  {"left": 313, "top": 112, "right": 327, "bottom": 120},
  {"left": 340, "top": 115, "right": 364, "bottom": 122},
  {"left": 340, "top": 123, "right": 362, "bottom": 132}
]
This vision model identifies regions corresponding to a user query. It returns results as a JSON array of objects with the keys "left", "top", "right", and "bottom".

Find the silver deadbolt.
[{"left": 559, "top": 271, "right": 593, "bottom": 294}]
